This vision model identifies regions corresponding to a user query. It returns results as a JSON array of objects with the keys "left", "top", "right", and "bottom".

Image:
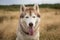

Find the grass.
[
  {"left": 0, "top": 6, "right": 60, "bottom": 40},
  {"left": 40, "top": 8, "right": 60, "bottom": 40}
]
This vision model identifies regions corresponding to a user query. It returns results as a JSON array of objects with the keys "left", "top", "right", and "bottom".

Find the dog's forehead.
[
  {"left": 25, "top": 7, "right": 37, "bottom": 16},
  {"left": 25, "top": 7, "right": 35, "bottom": 13},
  {"left": 25, "top": 12, "right": 36, "bottom": 16},
  {"left": 25, "top": 7, "right": 34, "bottom": 11}
]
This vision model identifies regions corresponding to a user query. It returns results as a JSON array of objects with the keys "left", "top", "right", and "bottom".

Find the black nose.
[{"left": 29, "top": 23, "right": 33, "bottom": 27}]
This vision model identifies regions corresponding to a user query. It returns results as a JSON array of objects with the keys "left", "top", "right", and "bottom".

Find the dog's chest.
[
  {"left": 23, "top": 36, "right": 38, "bottom": 40},
  {"left": 22, "top": 32, "right": 39, "bottom": 40}
]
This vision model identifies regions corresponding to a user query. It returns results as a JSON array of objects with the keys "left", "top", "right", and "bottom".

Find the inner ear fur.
[
  {"left": 34, "top": 4, "right": 39, "bottom": 12},
  {"left": 20, "top": 5, "right": 26, "bottom": 12}
]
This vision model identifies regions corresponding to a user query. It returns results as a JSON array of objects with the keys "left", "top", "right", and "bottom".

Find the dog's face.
[{"left": 20, "top": 5, "right": 40, "bottom": 35}]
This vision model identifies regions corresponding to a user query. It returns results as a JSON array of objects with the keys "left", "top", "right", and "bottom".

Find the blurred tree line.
[{"left": 0, "top": 4, "right": 60, "bottom": 11}]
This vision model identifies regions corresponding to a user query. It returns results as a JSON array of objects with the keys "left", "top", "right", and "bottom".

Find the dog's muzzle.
[
  {"left": 29, "top": 23, "right": 33, "bottom": 27},
  {"left": 20, "top": 22, "right": 35, "bottom": 36},
  {"left": 29, "top": 23, "right": 34, "bottom": 35}
]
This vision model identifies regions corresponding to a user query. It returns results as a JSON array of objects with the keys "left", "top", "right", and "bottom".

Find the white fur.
[
  {"left": 21, "top": 13, "right": 40, "bottom": 27},
  {"left": 16, "top": 5, "right": 40, "bottom": 40}
]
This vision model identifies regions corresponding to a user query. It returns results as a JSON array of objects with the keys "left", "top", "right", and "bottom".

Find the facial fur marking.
[
  {"left": 20, "top": 13, "right": 25, "bottom": 18},
  {"left": 29, "top": 10, "right": 32, "bottom": 16},
  {"left": 37, "top": 14, "right": 40, "bottom": 18},
  {"left": 20, "top": 15, "right": 24, "bottom": 18},
  {"left": 25, "top": 7, "right": 35, "bottom": 16}
]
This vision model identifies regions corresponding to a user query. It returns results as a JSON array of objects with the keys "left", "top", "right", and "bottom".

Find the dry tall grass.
[{"left": 0, "top": 8, "right": 60, "bottom": 40}]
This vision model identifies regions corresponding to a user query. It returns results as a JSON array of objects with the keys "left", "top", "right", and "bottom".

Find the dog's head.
[{"left": 19, "top": 5, "right": 40, "bottom": 35}]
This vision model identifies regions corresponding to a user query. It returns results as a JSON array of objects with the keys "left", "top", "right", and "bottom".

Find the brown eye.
[
  {"left": 33, "top": 16, "right": 35, "bottom": 18},
  {"left": 26, "top": 16, "right": 29, "bottom": 18},
  {"left": 37, "top": 14, "right": 40, "bottom": 18}
]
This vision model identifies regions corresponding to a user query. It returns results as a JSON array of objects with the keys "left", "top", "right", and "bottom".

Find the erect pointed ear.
[
  {"left": 34, "top": 4, "right": 39, "bottom": 12},
  {"left": 20, "top": 5, "right": 26, "bottom": 12}
]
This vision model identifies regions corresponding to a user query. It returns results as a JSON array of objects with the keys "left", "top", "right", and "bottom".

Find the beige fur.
[{"left": 16, "top": 4, "right": 40, "bottom": 40}]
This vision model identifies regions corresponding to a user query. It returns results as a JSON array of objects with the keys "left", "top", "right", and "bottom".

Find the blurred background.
[{"left": 0, "top": 0, "right": 60, "bottom": 40}]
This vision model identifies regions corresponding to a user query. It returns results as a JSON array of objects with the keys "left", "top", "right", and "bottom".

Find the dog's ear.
[
  {"left": 34, "top": 4, "right": 39, "bottom": 12},
  {"left": 20, "top": 5, "right": 26, "bottom": 12},
  {"left": 20, "top": 5, "right": 26, "bottom": 18}
]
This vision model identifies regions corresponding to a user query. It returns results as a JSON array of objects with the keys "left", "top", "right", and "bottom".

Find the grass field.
[{"left": 0, "top": 6, "right": 60, "bottom": 40}]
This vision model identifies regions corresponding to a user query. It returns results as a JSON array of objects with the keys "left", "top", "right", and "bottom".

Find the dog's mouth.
[{"left": 29, "top": 27, "right": 34, "bottom": 35}]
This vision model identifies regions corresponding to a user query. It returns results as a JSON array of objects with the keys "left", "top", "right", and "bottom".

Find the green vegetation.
[
  {"left": 0, "top": 4, "right": 60, "bottom": 11},
  {"left": 40, "top": 4, "right": 60, "bottom": 9},
  {"left": 0, "top": 5, "right": 20, "bottom": 11}
]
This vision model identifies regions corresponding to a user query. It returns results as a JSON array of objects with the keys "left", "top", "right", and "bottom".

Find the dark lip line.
[{"left": 20, "top": 24, "right": 34, "bottom": 35}]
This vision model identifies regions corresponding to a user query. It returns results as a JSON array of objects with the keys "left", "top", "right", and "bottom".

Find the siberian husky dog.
[{"left": 16, "top": 4, "right": 40, "bottom": 40}]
